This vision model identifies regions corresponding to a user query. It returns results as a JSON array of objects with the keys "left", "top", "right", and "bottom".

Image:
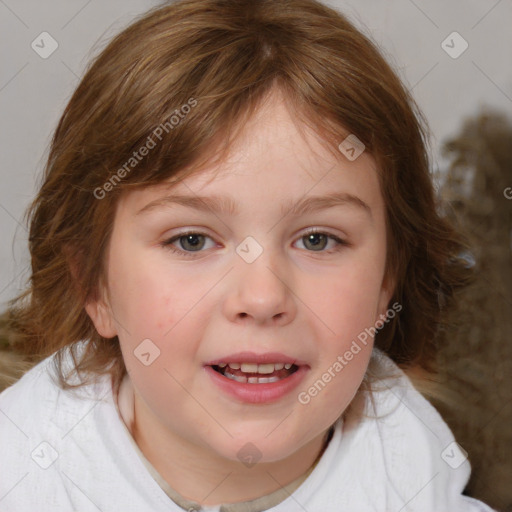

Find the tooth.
[
  {"left": 244, "top": 375, "right": 284, "bottom": 384},
  {"left": 257, "top": 363, "right": 275, "bottom": 374},
  {"left": 225, "top": 372, "right": 247, "bottom": 383},
  {"left": 284, "top": 363, "right": 292, "bottom": 370},
  {"left": 274, "top": 363, "right": 284, "bottom": 370},
  {"left": 247, "top": 376, "right": 278, "bottom": 384},
  {"left": 241, "top": 363, "right": 258, "bottom": 373},
  {"left": 229, "top": 363, "right": 241, "bottom": 370},
  {"left": 218, "top": 363, "right": 227, "bottom": 368}
]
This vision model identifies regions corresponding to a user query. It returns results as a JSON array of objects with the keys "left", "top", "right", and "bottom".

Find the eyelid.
[{"left": 300, "top": 227, "right": 348, "bottom": 242}]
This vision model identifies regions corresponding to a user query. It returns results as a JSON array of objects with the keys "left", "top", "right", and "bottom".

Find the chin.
[{"left": 207, "top": 428, "right": 311, "bottom": 466}]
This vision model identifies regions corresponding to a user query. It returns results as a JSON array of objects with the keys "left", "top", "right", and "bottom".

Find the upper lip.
[{"left": 205, "top": 351, "right": 308, "bottom": 366}]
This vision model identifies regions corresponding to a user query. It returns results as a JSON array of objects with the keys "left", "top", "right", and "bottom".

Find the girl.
[{"left": 0, "top": 0, "right": 496, "bottom": 510}]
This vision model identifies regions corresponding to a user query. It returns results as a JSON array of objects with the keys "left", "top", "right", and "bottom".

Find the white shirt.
[{"left": 0, "top": 345, "right": 496, "bottom": 511}]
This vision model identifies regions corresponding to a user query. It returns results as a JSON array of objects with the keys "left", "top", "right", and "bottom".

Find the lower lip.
[{"left": 204, "top": 365, "right": 309, "bottom": 404}]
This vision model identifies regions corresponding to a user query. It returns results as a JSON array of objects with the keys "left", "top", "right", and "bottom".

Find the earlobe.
[
  {"left": 85, "top": 298, "right": 118, "bottom": 338},
  {"left": 377, "top": 273, "right": 396, "bottom": 320}
]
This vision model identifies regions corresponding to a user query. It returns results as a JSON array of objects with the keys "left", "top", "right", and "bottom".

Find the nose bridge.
[{"left": 225, "top": 234, "right": 295, "bottom": 324}]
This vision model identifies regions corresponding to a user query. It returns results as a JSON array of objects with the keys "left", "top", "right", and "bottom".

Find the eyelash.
[{"left": 160, "top": 228, "right": 348, "bottom": 258}]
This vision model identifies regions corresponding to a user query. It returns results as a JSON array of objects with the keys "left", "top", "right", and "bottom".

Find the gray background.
[{"left": 1, "top": 0, "right": 511, "bottom": 307}]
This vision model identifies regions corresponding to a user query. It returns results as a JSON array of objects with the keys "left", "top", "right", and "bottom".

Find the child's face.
[{"left": 87, "top": 90, "right": 393, "bottom": 466}]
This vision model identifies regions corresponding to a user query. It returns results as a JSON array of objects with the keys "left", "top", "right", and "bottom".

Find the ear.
[
  {"left": 84, "top": 289, "right": 118, "bottom": 339},
  {"left": 376, "top": 271, "right": 396, "bottom": 321},
  {"left": 64, "top": 244, "right": 118, "bottom": 339}
]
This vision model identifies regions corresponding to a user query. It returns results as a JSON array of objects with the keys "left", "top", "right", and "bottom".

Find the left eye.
[
  {"left": 160, "top": 229, "right": 347, "bottom": 257},
  {"left": 296, "top": 230, "right": 346, "bottom": 252}
]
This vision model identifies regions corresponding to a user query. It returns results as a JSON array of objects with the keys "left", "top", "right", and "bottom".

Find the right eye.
[{"left": 160, "top": 231, "right": 217, "bottom": 257}]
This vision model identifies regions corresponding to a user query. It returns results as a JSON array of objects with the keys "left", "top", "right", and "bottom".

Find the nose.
[{"left": 222, "top": 248, "right": 297, "bottom": 326}]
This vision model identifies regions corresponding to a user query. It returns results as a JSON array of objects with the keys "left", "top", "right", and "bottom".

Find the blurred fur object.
[
  {"left": 0, "top": 349, "right": 33, "bottom": 392},
  {"left": 0, "top": 312, "right": 34, "bottom": 392},
  {"left": 433, "top": 108, "right": 512, "bottom": 512}
]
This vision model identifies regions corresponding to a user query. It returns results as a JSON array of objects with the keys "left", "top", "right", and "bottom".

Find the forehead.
[{"left": 116, "top": 92, "right": 384, "bottom": 220}]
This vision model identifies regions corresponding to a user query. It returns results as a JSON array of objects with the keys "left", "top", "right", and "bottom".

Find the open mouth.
[
  {"left": 210, "top": 362, "right": 300, "bottom": 384},
  {"left": 205, "top": 354, "right": 308, "bottom": 403}
]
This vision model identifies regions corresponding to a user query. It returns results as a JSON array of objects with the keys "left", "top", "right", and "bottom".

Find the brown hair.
[{"left": 7, "top": 0, "right": 472, "bottom": 391}]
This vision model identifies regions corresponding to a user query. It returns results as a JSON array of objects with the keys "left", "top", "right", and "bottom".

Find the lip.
[
  {"left": 204, "top": 360, "right": 309, "bottom": 404},
  {"left": 204, "top": 351, "right": 307, "bottom": 366}
]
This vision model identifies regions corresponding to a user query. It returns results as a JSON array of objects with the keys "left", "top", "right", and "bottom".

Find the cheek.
[
  {"left": 309, "top": 254, "right": 385, "bottom": 341},
  {"left": 107, "top": 248, "right": 196, "bottom": 337},
  {"left": 299, "top": 249, "right": 385, "bottom": 419},
  {"left": 107, "top": 248, "right": 211, "bottom": 382}
]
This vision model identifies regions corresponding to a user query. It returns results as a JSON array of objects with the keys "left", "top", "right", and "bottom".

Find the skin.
[{"left": 86, "top": 88, "right": 394, "bottom": 505}]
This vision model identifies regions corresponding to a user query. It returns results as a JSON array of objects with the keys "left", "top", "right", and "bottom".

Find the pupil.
[
  {"left": 181, "top": 234, "right": 204, "bottom": 251},
  {"left": 305, "top": 233, "right": 326, "bottom": 251}
]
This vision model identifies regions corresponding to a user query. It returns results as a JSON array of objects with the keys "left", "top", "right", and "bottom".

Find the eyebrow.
[{"left": 136, "top": 191, "right": 372, "bottom": 219}]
